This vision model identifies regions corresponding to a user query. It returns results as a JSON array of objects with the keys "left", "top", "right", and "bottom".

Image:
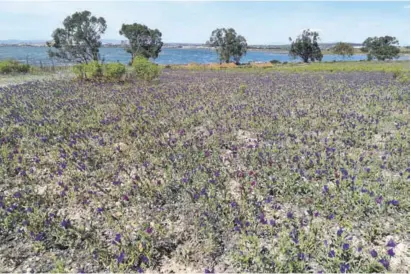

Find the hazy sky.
[{"left": 0, "top": 1, "right": 409, "bottom": 45}]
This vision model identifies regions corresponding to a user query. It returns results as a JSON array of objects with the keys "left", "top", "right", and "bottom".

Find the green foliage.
[
  {"left": 50, "top": 259, "right": 66, "bottom": 273},
  {"left": 104, "top": 63, "right": 126, "bottom": 80},
  {"left": 72, "top": 61, "right": 102, "bottom": 80},
  {"left": 0, "top": 60, "right": 30, "bottom": 74},
  {"left": 289, "top": 29, "right": 323, "bottom": 63},
  {"left": 206, "top": 28, "right": 248, "bottom": 64},
  {"left": 47, "top": 10, "right": 107, "bottom": 63},
  {"left": 72, "top": 64, "right": 86, "bottom": 79},
  {"left": 393, "top": 69, "right": 410, "bottom": 84},
  {"left": 84, "top": 61, "right": 103, "bottom": 79},
  {"left": 331, "top": 42, "right": 354, "bottom": 59},
  {"left": 362, "top": 36, "right": 400, "bottom": 61},
  {"left": 132, "top": 56, "right": 161, "bottom": 82},
  {"left": 119, "top": 23, "right": 163, "bottom": 64},
  {"left": 73, "top": 62, "right": 126, "bottom": 81}
]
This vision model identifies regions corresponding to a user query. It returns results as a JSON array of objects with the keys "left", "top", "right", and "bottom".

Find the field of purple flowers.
[{"left": 0, "top": 69, "right": 409, "bottom": 273}]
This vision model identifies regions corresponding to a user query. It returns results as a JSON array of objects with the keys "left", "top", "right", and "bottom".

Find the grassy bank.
[
  {"left": 167, "top": 60, "right": 410, "bottom": 74},
  {"left": 1, "top": 60, "right": 409, "bottom": 86}
]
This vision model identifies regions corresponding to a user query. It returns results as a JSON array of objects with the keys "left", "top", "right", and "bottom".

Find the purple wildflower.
[
  {"left": 35, "top": 232, "right": 46, "bottom": 241},
  {"left": 112, "top": 180, "right": 122, "bottom": 185},
  {"left": 61, "top": 219, "right": 71, "bottom": 229},
  {"left": 117, "top": 251, "right": 125, "bottom": 264},
  {"left": 322, "top": 185, "right": 329, "bottom": 194},
  {"left": 370, "top": 249, "right": 378, "bottom": 258},
  {"left": 387, "top": 249, "right": 395, "bottom": 257},
  {"left": 388, "top": 200, "right": 399, "bottom": 206},
  {"left": 387, "top": 239, "right": 396, "bottom": 248},
  {"left": 379, "top": 259, "right": 389, "bottom": 270},
  {"left": 141, "top": 255, "right": 149, "bottom": 263},
  {"left": 340, "top": 263, "right": 350, "bottom": 273}
]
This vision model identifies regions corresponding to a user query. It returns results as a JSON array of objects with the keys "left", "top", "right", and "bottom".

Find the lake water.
[{"left": 0, "top": 46, "right": 409, "bottom": 65}]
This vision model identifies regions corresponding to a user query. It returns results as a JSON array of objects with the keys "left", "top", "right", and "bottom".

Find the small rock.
[
  {"left": 36, "top": 185, "right": 47, "bottom": 195},
  {"left": 113, "top": 142, "right": 128, "bottom": 152}
]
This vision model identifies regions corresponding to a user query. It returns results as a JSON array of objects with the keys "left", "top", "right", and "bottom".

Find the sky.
[{"left": 0, "top": 1, "right": 409, "bottom": 45}]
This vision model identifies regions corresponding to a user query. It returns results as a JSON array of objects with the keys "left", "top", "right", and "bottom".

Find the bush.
[
  {"left": 84, "top": 61, "right": 103, "bottom": 79},
  {"left": 104, "top": 63, "right": 126, "bottom": 80},
  {"left": 132, "top": 56, "right": 161, "bottom": 82},
  {"left": 393, "top": 69, "right": 410, "bottom": 84},
  {"left": 73, "top": 64, "right": 86, "bottom": 79},
  {"left": 72, "top": 61, "right": 103, "bottom": 80},
  {"left": 269, "top": 59, "right": 281, "bottom": 64},
  {"left": 0, "top": 60, "right": 30, "bottom": 74}
]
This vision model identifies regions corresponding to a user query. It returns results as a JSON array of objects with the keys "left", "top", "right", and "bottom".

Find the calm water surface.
[{"left": 0, "top": 46, "right": 409, "bottom": 65}]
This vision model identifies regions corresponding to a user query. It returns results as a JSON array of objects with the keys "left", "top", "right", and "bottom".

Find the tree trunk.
[{"left": 130, "top": 54, "right": 135, "bottom": 65}]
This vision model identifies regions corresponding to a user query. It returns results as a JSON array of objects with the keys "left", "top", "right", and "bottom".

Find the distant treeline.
[{"left": 43, "top": 10, "right": 406, "bottom": 65}]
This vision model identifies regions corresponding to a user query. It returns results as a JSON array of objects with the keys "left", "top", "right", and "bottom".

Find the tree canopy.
[
  {"left": 119, "top": 23, "right": 163, "bottom": 63},
  {"left": 289, "top": 29, "right": 323, "bottom": 63},
  {"left": 331, "top": 42, "right": 354, "bottom": 59},
  {"left": 361, "top": 36, "right": 400, "bottom": 61},
  {"left": 206, "top": 28, "right": 247, "bottom": 64},
  {"left": 47, "top": 11, "right": 107, "bottom": 64}
]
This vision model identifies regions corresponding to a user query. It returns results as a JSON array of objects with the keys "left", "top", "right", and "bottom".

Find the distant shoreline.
[{"left": 0, "top": 45, "right": 408, "bottom": 56}]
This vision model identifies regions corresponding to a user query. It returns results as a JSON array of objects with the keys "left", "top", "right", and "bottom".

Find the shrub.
[
  {"left": 72, "top": 62, "right": 103, "bottom": 80},
  {"left": 132, "top": 56, "right": 161, "bottom": 82},
  {"left": 104, "top": 63, "right": 126, "bottom": 80},
  {"left": 84, "top": 61, "right": 103, "bottom": 79},
  {"left": 0, "top": 60, "right": 30, "bottom": 74},
  {"left": 72, "top": 64, "right": 86, "bottom": 79},
  {"left": 269, "top": 59, "right": 281, "bottom": 64},
  {"left": 393, "top": 69, "right": 410, "bottom": 84}
]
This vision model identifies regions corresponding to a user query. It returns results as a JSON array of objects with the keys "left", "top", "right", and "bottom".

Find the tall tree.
[
  {"left": 47, "top": 11, "right": 106, "bottom": 64},
  {"left": 119, "top": 23, "right": 163, "bottom": 63},
  {"left": 289, "top": 29, "right": 323, "bottom": 63},
  {"left": 361, "top": 36, "right": 400, "bottom": 61},
  {"left": 206, "top": 28, "right": 247, "bottom": 64},
  {"left": 331, "top": 42, "right": 354, "bottom": 59}
]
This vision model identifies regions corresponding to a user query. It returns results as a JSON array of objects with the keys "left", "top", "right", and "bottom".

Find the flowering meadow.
[{"left": 0, "top": 67, "right": 409, "bottom": 272}]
